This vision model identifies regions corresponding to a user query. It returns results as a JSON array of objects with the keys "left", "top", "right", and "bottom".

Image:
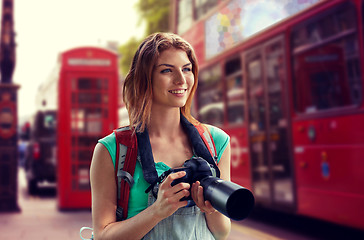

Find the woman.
[{"left": 90, "top": 32, "right": 231, "bottom": 239}]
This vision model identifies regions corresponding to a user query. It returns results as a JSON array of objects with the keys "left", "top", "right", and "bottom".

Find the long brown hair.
[{"left": 123, "top": 32, "right": 199, "bottom": 132}]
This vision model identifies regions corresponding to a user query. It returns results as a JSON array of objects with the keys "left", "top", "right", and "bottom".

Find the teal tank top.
[{"left": 98, "top": 125, "right": 230, "bottom": 219}]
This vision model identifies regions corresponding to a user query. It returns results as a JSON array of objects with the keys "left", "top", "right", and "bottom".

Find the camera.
[{"left": 151, "top": 157, "right": 255, "bottom": 221}]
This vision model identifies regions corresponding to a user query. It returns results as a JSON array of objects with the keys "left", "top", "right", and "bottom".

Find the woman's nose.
[{"left": 173, "top": 71, "right": 186, "bottom": 84}]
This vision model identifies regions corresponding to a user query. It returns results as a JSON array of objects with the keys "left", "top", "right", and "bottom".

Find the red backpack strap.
[
  {"left": 114, "top": 126, "right": 138, "bottom": 221},
  {"left": 194, "top": 123, "right": 218, "bottom": 164}
]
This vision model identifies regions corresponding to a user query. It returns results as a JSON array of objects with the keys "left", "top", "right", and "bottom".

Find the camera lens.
[
  {"left": 225, "top": 187, "right": 255, "bottom": 220},
  {"left": 201, "top": 177, "right": 254, "bottom": 221}
]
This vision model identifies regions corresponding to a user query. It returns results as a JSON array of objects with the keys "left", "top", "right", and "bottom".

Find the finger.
[
  {"left": 174, "top": 188, "right": 190, "bottom": 201},
  {"left": 193, "top": 181, "right": 200, "bottom": 194},
  {"left": 204, "top": 200, "right": 214, "bottom": 209},
  {"left": 162, "top": 171, "right": 186, "bottom": 187},
  {"left": 175, "top": 198, "right": 189, "bottom": 209},
  {"left": 158, "top": 183, "right": 190, "bottom": 203},
  {"left": 163, "top": 187, "right": 190, "bottom": 208},
  {"left": 191, "top": 182, "right": 198, "bottom": 201},
  {"left": 191, "top": 182, "right": 204, "bottom": 207},
  {"left": 172, "top": 182, "right": 190, "bottom": 193},
  {"left": 203, "top": 200, "right": 217, "bottom": 214},
  {"left": 193, "top": 182, "right": 216, "bottom": 213},
  {"left": 196, "top": 182, "right": 205, "bottom": 205},
  {"left": 198, "top": 185, "right": 204, "bottom": 201},
  {"left": 197, "top": 185, "right": 206, "bottom": 208}
]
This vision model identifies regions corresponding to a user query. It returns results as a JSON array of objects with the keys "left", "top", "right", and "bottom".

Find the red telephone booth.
[{"left": 57, "top": 47, "right": 119, "bottom": 209}]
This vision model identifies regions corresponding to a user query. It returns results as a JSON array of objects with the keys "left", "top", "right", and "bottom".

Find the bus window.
[
  {"left": 266, "top": 42, "right": 286, "bottom": 127},
  {"left": 247, "top": 56, "right": 265, "bottom": 132},
  {"left": 197, "top": 65, "right": 224, "bottom": 126},
  {"left": 292, "top": 4, "right": 362, "bottom": 113},
  {"left": 44, "top": 114, "right": 56, "bottom": 129},
  {"left": 225, "top": 57, "right": 244, "bottom": 125}
]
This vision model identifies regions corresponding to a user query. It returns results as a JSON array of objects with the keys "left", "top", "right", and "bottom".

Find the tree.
[
  {"left": 118, "top": 0, "right": 170, "bottom": 75},
  {"left": 118, "top": 37, "right": 142, "bottom": 75},
  {"left": 136, "top": 0, "right": 170, "bottom": 35}
]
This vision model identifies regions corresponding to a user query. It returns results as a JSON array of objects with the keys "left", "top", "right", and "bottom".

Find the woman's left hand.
[{"left": 191, "top": 181, "right": 217, "bottom": 215}]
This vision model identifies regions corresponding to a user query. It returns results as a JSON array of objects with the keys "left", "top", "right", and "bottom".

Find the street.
[
  {"left": 1, "top": 168, "right": 363, "bottom": 240},
  {"left": 0, "top": 169, "right": 92, "bottom": 240},
  {"left": 0, "top": 168, "right": 273, "bottom": 240}
]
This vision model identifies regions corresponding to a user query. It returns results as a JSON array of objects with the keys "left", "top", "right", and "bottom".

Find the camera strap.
[
  {"left": 114, "top": 115, "right": 219, "bottom": 221},
  {"left": 180, "top": 115, "right": 220, "bottom": 178}
]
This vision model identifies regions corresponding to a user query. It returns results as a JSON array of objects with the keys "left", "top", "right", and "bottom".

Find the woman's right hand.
[{"left": 152, "top": 171, "right": 191, "bottom": 219}]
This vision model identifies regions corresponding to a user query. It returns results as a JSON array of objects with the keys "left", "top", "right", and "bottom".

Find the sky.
[{"left": 11, "top": 0, "right": 145, "bottom": 120}]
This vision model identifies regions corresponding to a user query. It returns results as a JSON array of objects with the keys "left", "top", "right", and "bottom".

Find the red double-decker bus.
[
  {"left": 172, "top": 0, "right": 364, "bottom": 230},
  {"left": 36, "top": 47, "right": 119, "bottom": 209}
]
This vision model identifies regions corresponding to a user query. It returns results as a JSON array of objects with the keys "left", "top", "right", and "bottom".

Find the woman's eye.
[
  {"left": 161, "top": 69, "right": 172, "bottom": 73},
  {"left": 183, "top": 67, "right": 192, "bottom": 72}
]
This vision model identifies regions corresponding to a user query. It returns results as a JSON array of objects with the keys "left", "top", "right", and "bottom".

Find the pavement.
[
  {"left": 0, "top": 168, "right": 250, "bottom": 240},
  {"left": 0, "top": 169, "right": 93, "bottom": 240}
]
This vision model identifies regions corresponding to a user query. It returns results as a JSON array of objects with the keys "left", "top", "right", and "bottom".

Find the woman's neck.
[{"left": 148, "top": 107, "right": 182, "bottom": 138}]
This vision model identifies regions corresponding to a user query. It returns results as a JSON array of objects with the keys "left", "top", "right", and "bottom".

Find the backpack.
[{"left": 114, "top": 123, "right": 217, "bottom": 221}]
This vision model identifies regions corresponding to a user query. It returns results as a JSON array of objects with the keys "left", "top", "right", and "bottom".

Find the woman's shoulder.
[
  {"left": 98, "top": 126, "right": 133, "bottom": 166},
  {"left": 201, "top": 124, "right": 230, "bottom": 162},
  {"left": 203, "top": 124, "right": 230, "bottom": 141},
  {"left": 99, "top": 131, "right": 116, "bottom": 145},
  {"left": 98, "top": 131, "right": 116, "bottom": 165}
]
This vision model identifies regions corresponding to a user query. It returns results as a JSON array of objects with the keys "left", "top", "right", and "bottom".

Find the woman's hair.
[{"left": 123, "top": 32, "right": 199, "bottom": 132}]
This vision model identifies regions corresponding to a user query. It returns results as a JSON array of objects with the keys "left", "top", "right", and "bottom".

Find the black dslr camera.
[{"left": 147, "top": 157, "right": 255, "bottom": 221}]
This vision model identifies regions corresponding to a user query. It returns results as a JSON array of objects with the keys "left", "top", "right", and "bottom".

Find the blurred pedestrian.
[
  {"left": 90, "top": 32, "right": 231, "bottom": 240},
  {"left": 18, "top": 139, "right": 27, "bottom": 168}
]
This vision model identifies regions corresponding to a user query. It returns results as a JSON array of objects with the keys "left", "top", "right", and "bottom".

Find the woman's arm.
[
  {"left": 90, "top": 143, "right": 190, "bottom": 240},
  {"left": 191, "top": 143, "right": 232, "bottom": 240}
]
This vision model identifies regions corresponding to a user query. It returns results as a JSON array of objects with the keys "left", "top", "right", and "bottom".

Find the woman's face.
[{"left": 152, "top": 48, "right": 194, "bottom": 110}]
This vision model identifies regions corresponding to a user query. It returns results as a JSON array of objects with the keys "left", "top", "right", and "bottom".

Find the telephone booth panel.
[{"left": 57, "top": 47, "right": 118, "bottom": 209}]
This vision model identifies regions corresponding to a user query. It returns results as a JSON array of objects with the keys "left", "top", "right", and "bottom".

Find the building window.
[
  {"left": 177, "top": 0, "right": 193, "bottom": 34},
  {"left": 195, "top": 0, "right": 218, "bottom": 19}
]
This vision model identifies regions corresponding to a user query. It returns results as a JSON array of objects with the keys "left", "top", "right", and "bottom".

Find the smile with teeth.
[{"left": 169, "top": 89, "right": 186, "bottom": 94}]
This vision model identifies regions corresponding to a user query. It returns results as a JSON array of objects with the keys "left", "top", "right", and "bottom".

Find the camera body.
[
  {"left": 157, "top": 157, "right": 255, "bottom": 221},
  {"left": 170, "top": 157, "right": 217, "bottom": 201}
]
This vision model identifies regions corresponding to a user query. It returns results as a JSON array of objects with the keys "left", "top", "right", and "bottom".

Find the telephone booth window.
[{"left": 70, "top": 77, "right": 108, "bottom": 190}]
